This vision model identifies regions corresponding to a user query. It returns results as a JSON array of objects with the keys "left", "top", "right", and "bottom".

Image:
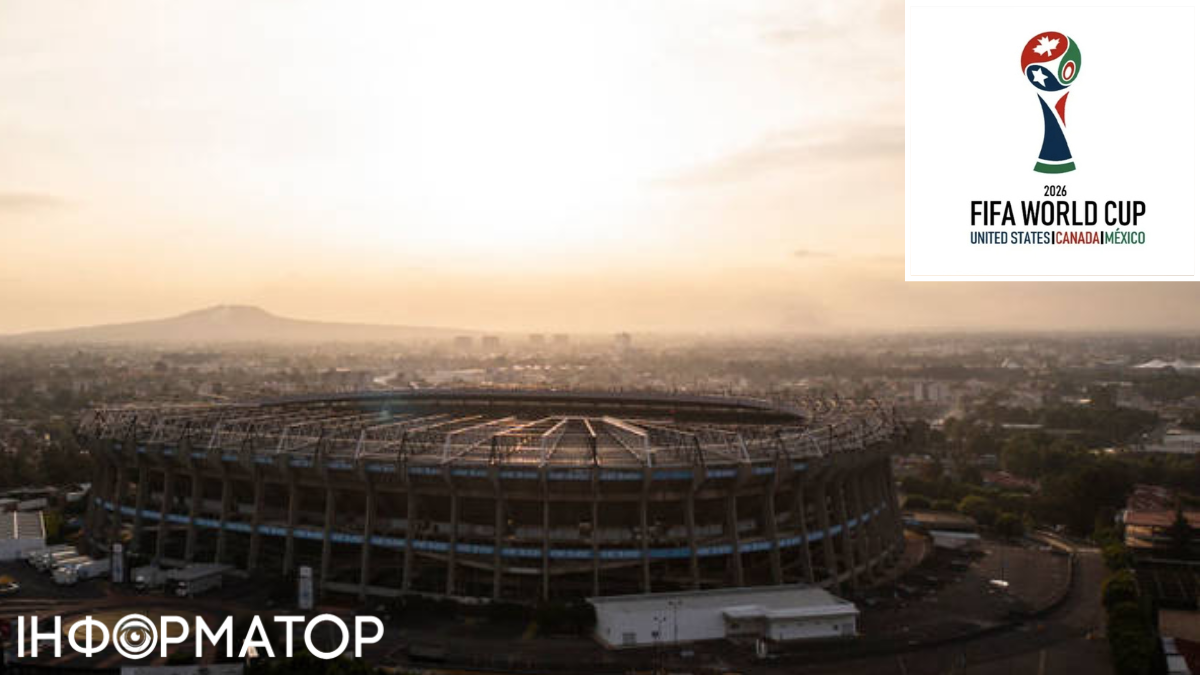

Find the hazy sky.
[{"left": 2, "top": 0, "right": 1198, "bottom": 334}]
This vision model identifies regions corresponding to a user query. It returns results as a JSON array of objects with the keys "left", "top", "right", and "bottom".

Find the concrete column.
[
  {"left": 319, "top": 485, "right": 336, "bottom": 592},
  {"left": 541, "top": 481, "right": 551, "bottom": 601},
  {"left": 156, "top": 467, "right": 174, "bottom": 561},
  {"left": 639, "top": 475, "right": 651, "bottom": 594},
  {"left": 109, "top": 460, "right": 128, "bottom": 546},
  {"left": 591, "top": 478, "right": 601, "bottom": 597},
  {"left": 89, "top": 456, "right": 110, "bottom": 552},
  {"left": 725, "top": 493, "right": 744, "bottom": 587},
  {"left": 884, "top": 460, "right": 905, "bottom": 550},
  {"left": 403, "top": 488, "right": 417, "bottom": 591},
  {"left": 492, "top": 490, "right": 504, "bottom": 600},
  {"left": 834, "top": 477, "right": 858, "bottom": 591},
  {"left": 132, "top": 461, "right": 148, "bottom": 553},
  {"left": 358, "top": 483, "right": 376, "bottom": 600},
  {"left": 862, "top": 466, "right": 884, "bottom": 567},
  {"left": 282, "top": 476, "right": 299, "bottom": 574},
  {"left": 881, "top": 461, "right": 903, "bottom": 555},
  {"left": 184, "top": 469, "right": 202, "bottom": 562},
  {"left": 247, "top": 469, "right": 264, "bottom": 571},
  {"left": 765, "top": 477, "right": 783, "bottom": 585},
  {"left": 215, "top": 471, "right": 233, "bottom": 563},
  {"left": 855, "top": 469, "right": 875, "bottom": 568},
  {"left": 684, "top": 488, "right": 700, "bottom": 589},
  {"left": 794, "top": 482, "right": 815, "bottom": 584},
  {"left": 813, "top": 482, "right": 837, "bottom": 587},
  {"left": 91, "top": 456, "right": 112, "bottom": 550},
  {"left": 847, "top": 472, "right": 870, "bottom": 582},
  {"left": 84, "top": 451, "right": 102, "bottom": 544},
  {"left": 447, "top": 489, "right": 459, "bottom": 596}
]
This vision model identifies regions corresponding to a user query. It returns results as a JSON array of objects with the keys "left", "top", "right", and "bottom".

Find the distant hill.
[{"left": 0, "top": 305, "right": 474, "bottom": 344}]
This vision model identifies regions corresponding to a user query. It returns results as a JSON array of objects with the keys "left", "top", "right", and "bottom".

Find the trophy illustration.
[{"left": 1021, "top": 32, "right": 1081, "bottom": 173}]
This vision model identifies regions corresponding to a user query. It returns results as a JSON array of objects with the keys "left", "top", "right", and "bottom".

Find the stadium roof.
[{"left": 78, "top": 389, "right": 896, "bottom": 468}]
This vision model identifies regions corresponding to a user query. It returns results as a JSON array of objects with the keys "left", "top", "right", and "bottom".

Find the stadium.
[{"left": 78, "top": 389, "right": 904, "bottom": 603}]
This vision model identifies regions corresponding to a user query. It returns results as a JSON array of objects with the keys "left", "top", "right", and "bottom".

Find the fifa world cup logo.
[{"left": 1021, "top": 32, "right": 1081, "bottom": 173}]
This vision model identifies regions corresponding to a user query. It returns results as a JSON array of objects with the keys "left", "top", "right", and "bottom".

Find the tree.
[
  {"left": 1102, "top": 543, "right": 1134, "bottom": 571},
  {"left": 959, "top": 465, "right": 983, "bottom": 486},
  {"left": 957, "top": 495, "right": 997, "bottom": 527},
  {"left": 43, "top": 511, "right": 64, "bottom": 544},
  {"left": 903, "top": 495, "right": 931, "bottom": 510},
  {"left": 918, "top": 456, "right": 944, "bottom": 482},
  {"left": 1102, "top": 570, "right": 1139, "bottom": 610},
  {"left": 994, "top": 512, "right": 1024, "bottom": 538},
  {"left": 1165, "top": 504, "right": 1194, "bottom": 560},
  {"left": 1002, "top": 433, "right": 1039, "bottom": 477},
  {"left": 1106, "top": 601, "right": 1153, "bottom": 675},
  {"left": 931, "top": 499, "right": 956, "bottom": 512}
]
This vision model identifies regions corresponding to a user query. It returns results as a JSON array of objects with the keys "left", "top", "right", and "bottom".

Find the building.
[
  {"left": 1122, "top": 484, "right": 1200, "bottom": 559},
  {"left": 589, "top": 584, "right": 858, "bottom": 648},
  {"left": 912, "top": 381, "right": 951, "bottom": 404},
  {"left": 0, "top": 510, "right": 46, "bottom": 561},
  {"left": 1160, "top": 610, "right": 1200, "bottom": 675},
  {"left": 904, "top": 510, "right": 981, "bottom": 551},
  {"left": 981, "top": 470, "right": 1040, "bottom": 492},
  {"left": 81, "top": 389, "right": 903, "bottom": 603},
  {"left": 1123, "top": 508, "right": 1200, "bottom": 558},
  {"left": 614, "top": 332, "right": 632, "bottom": 353},
  {"left": 1144, "top": 428, "right": 1200, "bottom": 455}
]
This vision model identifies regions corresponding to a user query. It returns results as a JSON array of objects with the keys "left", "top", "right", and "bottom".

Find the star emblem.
[{"left": 1031, "top": 68, "right": 1048, "bottom": 86}]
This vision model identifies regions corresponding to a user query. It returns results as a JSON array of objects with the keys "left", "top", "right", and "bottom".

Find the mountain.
[{"left": 0, "top": 305, "right": 474, "bottom": 344}]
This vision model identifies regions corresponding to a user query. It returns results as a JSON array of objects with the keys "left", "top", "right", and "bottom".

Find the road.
[{"left": 766, "top": 546, "right": 1111, "bottom": 675}]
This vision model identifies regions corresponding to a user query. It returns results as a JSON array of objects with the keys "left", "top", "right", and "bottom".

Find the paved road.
[{"left": 754, "top": 547, "right": 1111, "bottom": 675}]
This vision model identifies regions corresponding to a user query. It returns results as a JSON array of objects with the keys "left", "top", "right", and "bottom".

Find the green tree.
[
  {"left": 931, "top": 499, "right": 956, "bottom": 512},
  {"left": 903, "top": 495, "right": 931, "bottom": 510},
  {"left": 1102, "top": 570, "right": 1139, "bottom": 610},
  {"left": 1166, "top": 504, "right": 1194, "bottom": 559},
  {"left": 994, "top": 512, "right": 1024, "bottom": 538},
  {"left": 1106, "top": 601, "right": 1153, "bottom": 675},
  {"left": 43, "top": 510, "right": 64, "bottom": 544},
  {"left": 957, "top": 495, "right": 997, "bottom": 527},
  {"left": 1102, "top": 543, "right": 1134, "bottom": 571}
]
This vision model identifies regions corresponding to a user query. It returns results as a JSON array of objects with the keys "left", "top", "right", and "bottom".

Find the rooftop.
[
  {"left": 904, "top": 510, "right": 980, "bottom": 532},
  {"left": 78, "top": 389, "right": 896, "bottom": 468},
  {"left": 0, "top": 510, "right": 45, "bottom": 540},
  {"left": 588, "top": 584, "right": 857, "bottom": 617}
]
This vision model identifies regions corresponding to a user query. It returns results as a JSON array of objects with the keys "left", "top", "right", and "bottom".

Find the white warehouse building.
[
  {"left": 589, "top": 584, "right": 858, "bottom": 649},
  {"left": 0, "top": 510, "right": 46, "bottom": 561}
]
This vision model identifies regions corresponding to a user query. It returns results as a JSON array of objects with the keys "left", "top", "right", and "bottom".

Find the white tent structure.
[
  {"left": 0, "top": 510, "right": 46, "bottom": 561},
  {"left": 589, "top": 584, "right": 858, "bottom": 649}
]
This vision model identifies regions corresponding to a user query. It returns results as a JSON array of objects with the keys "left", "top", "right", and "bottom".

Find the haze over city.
[{"left": 3, "top": 0, "right": 1200, "bottom": 336}]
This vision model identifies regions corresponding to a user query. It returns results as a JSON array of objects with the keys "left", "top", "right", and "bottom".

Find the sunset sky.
[{"left": 2, "top": 0, "right": 1198, "bottom": 334}]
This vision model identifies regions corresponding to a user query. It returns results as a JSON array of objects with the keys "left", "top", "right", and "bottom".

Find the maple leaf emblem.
[{"left": 1033, "top": 36, "right": 1060, "bottom": 57}]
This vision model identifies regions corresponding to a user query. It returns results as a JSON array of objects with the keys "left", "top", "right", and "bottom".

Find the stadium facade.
[{"left": 79, "top": 389, "right": 904, "bottom": 602}]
